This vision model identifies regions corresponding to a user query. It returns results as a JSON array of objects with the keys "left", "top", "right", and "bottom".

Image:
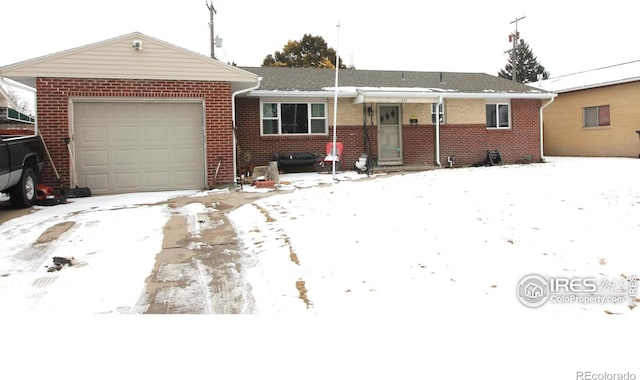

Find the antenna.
[{"left": 206, "top": 1, "right": 217, "bottom": 59}]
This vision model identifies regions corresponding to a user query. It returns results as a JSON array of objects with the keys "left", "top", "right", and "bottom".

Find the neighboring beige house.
[
  {"left": 533, "top": 60, "right": 640, "bottom": 158},
  {"left": 0, "top": 85, "right": 34, "bottom": 132}
]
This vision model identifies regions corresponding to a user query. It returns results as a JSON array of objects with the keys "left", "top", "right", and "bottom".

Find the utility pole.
[
  {"left": 206, "top": 1, "right": 217, "bottom": 59},
  {"left": 508, "top": 15, "right": 526, "bottom": 82}
]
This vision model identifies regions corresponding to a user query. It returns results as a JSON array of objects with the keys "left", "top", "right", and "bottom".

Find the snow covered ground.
[
  {"left": 230, "top": 157, "right": 640, "bottom": 317},
  {"left": 1, "top": 157, "right": 639, "bottom": 379}
]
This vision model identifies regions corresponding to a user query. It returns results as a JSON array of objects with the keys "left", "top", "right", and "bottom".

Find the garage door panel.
[
  {"left": 174, "top": 124, "right": 201, "bottom": 141},
  {"left": 145, "top": 172, "right": 170, "bottom": 188},
  {"left": 84, "top": 174, "right": 109, "bottom": 191},
  {"left": 74, "top": 102, "right": 205, "bottom": 195},
  {"left": 114, "top": 126, "right": 140, "bottom": 145},
  {"left": 146, "top": 149, "right": 170, "bottom": 164},
  {"left": 83, "top": 150, "right": 109, "bottom": 167},
  {"left": 175, "top": 170, "right": 200, "bottom": 186},
  {"left": 115, "top": 172, "right": 141, "bottom": 189},
  {"left": 113, "top": 103, "right": 139, "bottom": 118},
  {"left": 144, "top": 126, "right": 169, "bottom": 143},
  {"left": 174, "top": 147, "right": 199, "bottom": 163},
  {"left": 82, "top": 127, "right": 109, "bottom": 143},
  {"left": 114, "top": 149, "right": 140, "bottom": 166}
]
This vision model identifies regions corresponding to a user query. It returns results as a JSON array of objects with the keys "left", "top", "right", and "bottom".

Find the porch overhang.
[
  {"left": 353, "top": 87, "right": 556, "bottom": 104},
  {"left": 247, "top": 89, "right": 357, "bottom": 99}
]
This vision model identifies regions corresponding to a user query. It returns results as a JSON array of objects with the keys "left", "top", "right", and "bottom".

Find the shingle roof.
[{"left": 240, "top": 66, "right": 548, "bottom": 95}]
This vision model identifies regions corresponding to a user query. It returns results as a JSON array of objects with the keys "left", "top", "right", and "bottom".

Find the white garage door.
[{"left": 73, "top": 101, "right": 205, "bottom": 195}]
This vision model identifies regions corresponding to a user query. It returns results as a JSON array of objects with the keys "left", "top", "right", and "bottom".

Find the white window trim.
[
  {"left": 486, "top": 102, "right": 511, "bottom": 129},
  {"left": 431, "top": 102, "right": 445, "bottom": 124},
  {"left": 260, "top": 101, "right": 328, "bottom": 136}
]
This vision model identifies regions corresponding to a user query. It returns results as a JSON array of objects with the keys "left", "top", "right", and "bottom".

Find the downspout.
[
  {"left": 539, "top": 95, "right": 555, "bottom": 162},
  {"left": 435, "top": 96, "right": 442, "bottom": 166},
  {"left": 231, "top": 77, "right": 262, "bottom": 187}
]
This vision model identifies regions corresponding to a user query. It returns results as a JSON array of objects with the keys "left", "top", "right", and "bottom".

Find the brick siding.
[
  {"left": 36, "top": 77, "right": 233, "bottom": 188},
  {"left": 236, "top": 98, "right": 542, "bottom": 171}
]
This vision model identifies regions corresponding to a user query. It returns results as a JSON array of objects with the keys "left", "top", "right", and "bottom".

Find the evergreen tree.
[
  {"left": 498, "top": 40, "right": 550, "bottom": 83},
  {"left": 263, "top": 34, "right": 346, "bottom": 69}
]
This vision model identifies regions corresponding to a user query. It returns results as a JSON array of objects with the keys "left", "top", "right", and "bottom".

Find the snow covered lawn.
[
  {"left": 1, "top": 157, "right": 638, "bottom": 379},
  {"left": 230, "top": 156, "right": 640, "bottom": 316}
]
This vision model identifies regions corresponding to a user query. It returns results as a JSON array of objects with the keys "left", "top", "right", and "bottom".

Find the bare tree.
[{"left": 3, "top": 87, "right": 34, "bottom": 116}]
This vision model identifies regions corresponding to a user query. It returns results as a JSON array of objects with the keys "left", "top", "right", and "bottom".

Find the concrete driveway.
[
  {"left": 0, "top": 172, "right": 359, "bottom": 314},
  {"left": 0, "top": 188, "right": 279, "bottom": 314}
]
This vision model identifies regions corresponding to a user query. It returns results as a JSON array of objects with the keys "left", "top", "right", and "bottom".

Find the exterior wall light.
[{"left": 132, "top": 40, "right": 143, "bottom": 51}]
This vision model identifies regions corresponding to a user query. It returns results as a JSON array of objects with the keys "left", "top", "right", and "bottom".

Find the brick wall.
[
  {"left": 440, "top": 99, "right": 542, "bottom": 165},
  {"left": 235, "top": 97, "right": 369, "bottom": 172},
  {"left": 36, "top": 77, "right": 233, "bottom": 188},
  {"left": 236, "top": 98, "right": 542, "bottom": 170},
  {"left": 403, "top": 125, "right": 435, "bottom": 165}
]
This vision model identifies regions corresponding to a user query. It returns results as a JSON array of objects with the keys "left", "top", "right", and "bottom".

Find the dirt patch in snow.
[
  {"left": 33, "top": 221, "right": 75, "bottom": 245},
  {"left": 139, "top": 190, "right": 279, "bottom": 314},
  {"left": 296, "top": 279, "right": 312, "bottom": 308}
]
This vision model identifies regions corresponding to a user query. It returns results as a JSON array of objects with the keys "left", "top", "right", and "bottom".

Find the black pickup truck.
[{"left": 0, "top": 134, "right": 45, "bottom": 208}]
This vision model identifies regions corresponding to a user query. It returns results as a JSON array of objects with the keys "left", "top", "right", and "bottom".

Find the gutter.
[
  {"left": 435, "top": 96, "right": 442, "bottom": 167},
  {"left": 354, "top": 90, "right": 555, "bottom": 103},
  {"left": 247, "top": 90, "right": 355, "bottom": 98},
  {"left": 231, "top": 77, "right": 262, "bottom": 187},
  {"left": 539, "top": 94, "right": 556, "bottom": 161}
]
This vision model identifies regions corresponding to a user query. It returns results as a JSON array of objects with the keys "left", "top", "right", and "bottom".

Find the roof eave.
[
  {"left": 549, "top": 77, "right": 640, "bottom": 93},
  {"left": 248, "top": 88, "right": 555, "bottom": 101},
  {"left": 246, "top": 90, "right": 357, "bottom": 98},
  {"left": 353, "top": 90, "right": 556, "bottom": 103}
]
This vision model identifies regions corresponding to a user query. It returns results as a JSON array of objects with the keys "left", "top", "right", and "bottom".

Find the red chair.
[{"left": 321, "top": 142, "right": 343, "bottom": 172}]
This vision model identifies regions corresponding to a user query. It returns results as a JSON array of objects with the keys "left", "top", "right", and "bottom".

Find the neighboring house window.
[
  {"left": 431, "top": 102, "right": 445, "bottom": 124},
  {"left": 583, "top": 105, "right": 610, "bottom": 128},
  {"left": 261, "top": 102, "right": 327, "bottom": 135},
  {"left": 486, "top": 103, "right": 510, "bottom": 129}
]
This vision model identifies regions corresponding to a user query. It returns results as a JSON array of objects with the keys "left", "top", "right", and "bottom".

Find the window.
[
  {"left": 431, "top": 102, "right": 445, "bottom": 124},
  {"left": 486, "top": 103, "right": 510, "bottom": 129},
  {"left": 583, "top": 105, "right": 610, "bottom": 128},
  {"left": 261, "top": 102, "right": 327, "bottom": 135}
]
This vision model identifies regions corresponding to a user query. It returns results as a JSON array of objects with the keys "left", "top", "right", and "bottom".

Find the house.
[
  {"left": 0, "top": 31, "right": 555, "bottom": 195},
  {"left": 0, "top": 32, "right": 259, "bottom": 195},
  {"left": 234, "top": 66, "right": 556, "bottom": 174},
  {"left": 532, "top": 60, "right": 640, "bottom": 158},
  {"left": 0, "top": 85, "right": 34, "bottom": 133}
]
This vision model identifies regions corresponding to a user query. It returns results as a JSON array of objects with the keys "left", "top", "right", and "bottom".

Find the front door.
[{"left": 377, "top": 105, "right": 402, "bottom": 165}]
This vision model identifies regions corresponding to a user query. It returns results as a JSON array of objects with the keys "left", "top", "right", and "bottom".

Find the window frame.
[
  {"left": 431, "top": 102, "right": 445, "bottom": 124},
  {"left": 485, "top": 102, "right": 511, "bottom": 129},
  {"left": 260, "top": 101, "right": 328, "bottom": 136},
  {"left": 583, "top": 105, "right": 610, "bottom": 128}
]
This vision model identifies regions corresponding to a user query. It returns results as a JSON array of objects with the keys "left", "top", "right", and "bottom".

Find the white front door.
[{"left": 377, "top": 105, "right": 402, "bottom": 165}]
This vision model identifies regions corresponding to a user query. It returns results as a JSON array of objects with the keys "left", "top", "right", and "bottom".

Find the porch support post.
[{"left": 435, "top": 96, "right": 442, "bottom": 166}]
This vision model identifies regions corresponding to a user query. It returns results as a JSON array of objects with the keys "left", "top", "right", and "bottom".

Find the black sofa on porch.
[{"left": 274, "top": 152, "right": 322, "bottom": 172}]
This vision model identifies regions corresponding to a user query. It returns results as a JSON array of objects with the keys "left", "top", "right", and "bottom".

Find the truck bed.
[{"left": 0, "top": 134, "right": 45, "bottom": 193}]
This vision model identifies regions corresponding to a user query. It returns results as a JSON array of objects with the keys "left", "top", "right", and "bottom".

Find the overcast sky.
[{"left": 1, "top": 0, "right": 638, "bottom": 79}]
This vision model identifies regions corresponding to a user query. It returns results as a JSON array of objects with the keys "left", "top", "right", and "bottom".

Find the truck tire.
[{"left": 10, "top": 167, "right": 38, "bottom": 208}]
